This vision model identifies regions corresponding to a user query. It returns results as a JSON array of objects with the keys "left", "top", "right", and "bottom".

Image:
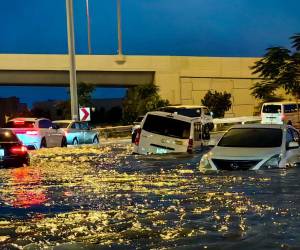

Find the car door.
[
  {"left": 73, "top": 122, "right": 84, "bottom": 144},
  {"left": 285, "top": 128, "right": 300, "bottom": 165},
  {"left": 193, "top": 122, "right": 203, "bottom": 150},
  {"left": 47, "top": 120, "right": 64, "bottom": 147},
  {"left": 81, "top": 122, "right": 93, "bottom": 144},
  {"left": 38, "top": 119, "right": 53, "bottom": 147}
]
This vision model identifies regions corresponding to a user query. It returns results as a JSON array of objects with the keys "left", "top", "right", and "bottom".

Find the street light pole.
[
  {"left": 86, "top": 0, "right": 92, "bottom": 54},
  {"left": 117, "top": 0, "right": 123, "bottom": 56},
  {"left": 66, "top": 0, "right": 79, "bottom": 120}
]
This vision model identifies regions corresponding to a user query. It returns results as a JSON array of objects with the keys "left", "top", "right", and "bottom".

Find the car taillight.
[
  {"left": 14, "top": 120, "right": 25, "bottom": 125},
  {"left": 10, "top": 145, "right": 28, "bottom": 155},
  {"left": 26, "top": 130, "right": 38, "bottom": 135},
  {"left": 187, "top": 139, "right": 193, "bottom": 153},
  {"left": 134, "top": 128, "right": 141, "bottom": 146}
]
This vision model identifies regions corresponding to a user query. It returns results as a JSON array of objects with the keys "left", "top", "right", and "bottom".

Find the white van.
[
  {"left": 133, "top": 111, "right": 208, "bottom": 154},
  {"left": 261, "top": 102, "right": 300, "bottom": 126}
]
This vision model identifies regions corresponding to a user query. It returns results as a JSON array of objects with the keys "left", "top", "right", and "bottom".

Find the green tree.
[
  {"left": 251, "top": 33, "right": 300, "bottom": 101},
  {"left": 123, "top": 83, "right": 169, "bottom": 123},
  {"left": 54, "top": 82, "right": 96, "bottom": 120},
  {"left": 77, "top": 82, "right": 95, "bottom": 107},
  {"left": 201, "top": 90, "right": 232, "bottom": 118}
]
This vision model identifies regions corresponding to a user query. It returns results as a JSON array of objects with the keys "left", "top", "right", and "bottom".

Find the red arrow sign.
[
  {"left": 80, "top": 107, "right": 90, "bottom": 121},
  {"left": 81, "top": 108, "right": 89, "bottom": 121}
]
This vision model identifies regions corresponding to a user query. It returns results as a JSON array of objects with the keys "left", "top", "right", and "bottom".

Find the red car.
[{"left": 0, "top": 129, "right": 30, "bottom": 167}]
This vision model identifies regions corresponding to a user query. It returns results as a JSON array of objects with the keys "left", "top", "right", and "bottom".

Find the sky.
[{"left": 0, "top": 0, "right": 300, "bottom": 106}]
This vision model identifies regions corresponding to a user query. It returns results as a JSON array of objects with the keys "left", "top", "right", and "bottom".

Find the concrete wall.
[{"left": 0, "top": 54, "right": 267, "bottom": 116}]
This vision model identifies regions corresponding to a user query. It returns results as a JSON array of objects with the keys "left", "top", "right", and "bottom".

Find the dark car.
[{"left": 0, "top": 129, "right": 30, "bottom": 167}]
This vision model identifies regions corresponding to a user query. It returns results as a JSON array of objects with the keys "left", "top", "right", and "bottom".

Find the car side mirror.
[{"left": 287, "top": 141, "right": 299, "bottom": 149}]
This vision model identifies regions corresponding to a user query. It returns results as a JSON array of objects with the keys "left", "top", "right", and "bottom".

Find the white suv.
[{"left": 5, "top": 118, "right": 67, "bottom": 149}]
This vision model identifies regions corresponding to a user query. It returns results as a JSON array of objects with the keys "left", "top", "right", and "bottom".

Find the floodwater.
[{"left": 0, "top": 144, "right": 300, "bottom": 249}]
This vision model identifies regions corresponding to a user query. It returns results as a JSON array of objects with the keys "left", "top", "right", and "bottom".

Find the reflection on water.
[
  {"left": 5, "top": 167, "right": 47, "bottom": 208},
  {"left": 0, "top": 145, "right": 300, "bottom": 249}
]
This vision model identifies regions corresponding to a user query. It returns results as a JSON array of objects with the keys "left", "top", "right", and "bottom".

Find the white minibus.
[{"left": 261, "top": 102, "right": 300, "bottom": 126}]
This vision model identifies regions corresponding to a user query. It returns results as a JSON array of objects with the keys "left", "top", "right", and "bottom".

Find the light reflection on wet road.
[{"left": 0, "top": 143, "right": 300, "bottom": 249}]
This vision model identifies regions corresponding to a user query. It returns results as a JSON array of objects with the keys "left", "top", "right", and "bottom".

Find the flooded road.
[{"left": 0, "top": 143, "right": 300, "bottom": 249}]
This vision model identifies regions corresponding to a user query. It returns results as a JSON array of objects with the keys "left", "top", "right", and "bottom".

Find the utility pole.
[
  {"left": 117, "top": 0, "right": 123, "bottom": 56},
  {"left": 66, "top": 0, "right": 79, "bottom": 120},
  {"left": 86, "top": 0, "right": 92, "bottom": 54}
]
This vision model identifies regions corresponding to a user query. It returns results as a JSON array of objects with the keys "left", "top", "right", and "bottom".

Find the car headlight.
[
  {"left": 199, "top": 153, "right": 215, "bottom": 173},
  {"left": 260, "top": 154, "right": 281, "bottom": 169}
]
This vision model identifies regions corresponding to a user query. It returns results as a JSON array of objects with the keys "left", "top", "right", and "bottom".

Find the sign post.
[{"left": 66, "top": 0, "right": 79, "bottom": 121}]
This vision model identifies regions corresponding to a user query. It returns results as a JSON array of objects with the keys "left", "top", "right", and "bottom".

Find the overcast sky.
[{"left": 0, "top": 0, "right": 299, "bottom": 106}]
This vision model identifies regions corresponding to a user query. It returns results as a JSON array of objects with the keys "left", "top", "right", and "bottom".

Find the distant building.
[{"left": 0, "top": 96, "right": 29, "bottom": 126}]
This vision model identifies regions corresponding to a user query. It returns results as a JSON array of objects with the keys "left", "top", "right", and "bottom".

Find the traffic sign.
[{"left": 79, "top": 107, "right": 91, "bottom": 121}]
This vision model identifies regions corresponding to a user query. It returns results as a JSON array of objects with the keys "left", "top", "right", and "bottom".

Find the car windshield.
[
  {"left": 160, "top": 107, "right": 201, "bottom": 117},
  {"left": 262, "top": 105, "right": 281, "bottom": 113},
  {"left": 218, "top": 128, "right": 283, "bottom": 148},
  {"left": 143, "top": 114, "right": 191, "bottom": 139},
  {"left": 0, "top": 130, "right": 18, "bottom": 142},
  {"left": 53, "top": 122, "right": 69, "bottom": 128},
  {"left": 5, "top": 121, "right": 35, "bottom": 128}
]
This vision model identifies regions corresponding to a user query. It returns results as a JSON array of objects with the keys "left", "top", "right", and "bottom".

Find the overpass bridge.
[{"left": 0, "top": 54, "right": 262, "bottom": 116}]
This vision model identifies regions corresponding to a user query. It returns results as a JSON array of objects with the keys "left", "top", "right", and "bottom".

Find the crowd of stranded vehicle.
[
  {"left": 0, "top": 117, "right": 99, "bottom": 167},
  {"left": 133, "top": 102, "right": 300, "bottom": 171}
]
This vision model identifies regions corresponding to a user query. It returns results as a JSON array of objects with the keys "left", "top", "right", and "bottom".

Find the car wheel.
[
  {"left": 72, "top": 138, "right": 79, "bottom": 145},
  {"left": 25, "top": 158, "right": 30, "bottom": 166},
  {"left": 40, "top": 138, "right": 47, "bottom": 148},
  {"left": 93, "top": 136, "right": 99, "bottom": 144},
  {"left": 61, "top": 137, "right": 67, "bottom": 147}
]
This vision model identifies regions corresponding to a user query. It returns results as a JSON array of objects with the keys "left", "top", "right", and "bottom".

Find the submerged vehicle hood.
[{"left": 211, "top": 146, "right": 281, "bottom": 160}]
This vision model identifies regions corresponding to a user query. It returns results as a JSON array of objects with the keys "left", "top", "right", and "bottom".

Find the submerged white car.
[{"left": 199, "top": 124, "right": 300, "bottom": 172}]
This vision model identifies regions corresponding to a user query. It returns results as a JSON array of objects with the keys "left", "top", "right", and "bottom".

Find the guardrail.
[
  {"left": 212, "top": 116, "right": 261, "bottom": 132},
  {"left": 95, "top": 116, "right": 262, "bottom": 138},
  {"left": 97, "top": 125, "right": 132, "bottom": 138}
]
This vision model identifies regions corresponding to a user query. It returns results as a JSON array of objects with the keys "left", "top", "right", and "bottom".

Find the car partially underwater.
[{"left": 199, "top": 124, "right": 300, "bottom": 172}]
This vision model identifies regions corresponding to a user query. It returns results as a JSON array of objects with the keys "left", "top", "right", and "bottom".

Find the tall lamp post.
[
  {"left": 86, "top": 0, "right": 92, "bottom": 54},
  {"left": 66, "top": 0, "right": 79, "bottom": 120},
  {"left": 117, "top": 0, "right": 123, "bottom": 56}
]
